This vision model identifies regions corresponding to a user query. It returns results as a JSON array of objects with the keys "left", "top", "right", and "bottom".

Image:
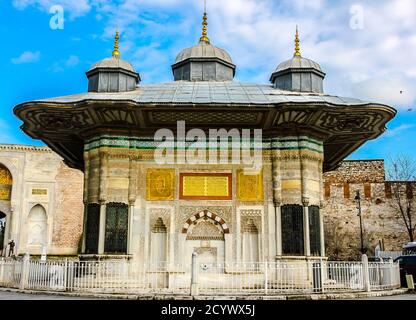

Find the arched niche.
[
  {"left": 27, "top": 204, "right": 47, "bottom": 252},
  {"left": 150, "top": 217, "right": 167, "bottom": 268},
  {"left": 241, "top": 219, "right": 259, "bottom": 263}
]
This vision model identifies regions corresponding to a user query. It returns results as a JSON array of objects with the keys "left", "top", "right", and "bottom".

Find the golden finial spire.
[
  {"left": 112, "top": 30, "right": 120, "bottom": 58},
  {"left": 199, "top": 0, "right": 210, "bottom": 44},
  {"left": 294, "top": 25, "right": 301, "bottom": 57}
]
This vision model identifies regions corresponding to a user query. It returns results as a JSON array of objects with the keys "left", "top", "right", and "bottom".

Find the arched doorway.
[
  {"left": 0, "top": 212, "right": 5, "bottom": 253},
  {"left": 27, "top": 205, "right": 47, "bottom": 253},
  {"left": 0, "top": 164, "right": 12, "bottom": 256}
]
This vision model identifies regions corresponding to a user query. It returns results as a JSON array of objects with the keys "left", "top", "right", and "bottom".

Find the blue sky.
[{"left": 1, "top": 0, "right": 415, "bottom": 162}]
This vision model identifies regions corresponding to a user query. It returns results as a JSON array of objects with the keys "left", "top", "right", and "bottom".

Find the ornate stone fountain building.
[{"left": 13, "top": 14, "right": 395, "bottom": 266}]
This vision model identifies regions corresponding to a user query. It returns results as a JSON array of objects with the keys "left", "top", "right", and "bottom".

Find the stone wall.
[
  {"left": 52, "top": 162, "right": 84, "bottom": 253},
  {"left": 322, "top": 160, "right": 415, "bottom": 260},
  {"left": 0, "top": 144, "right": 84, "bottom": 256}
]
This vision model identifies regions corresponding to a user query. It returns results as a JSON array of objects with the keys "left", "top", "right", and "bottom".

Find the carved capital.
[
  {"left": 273, "top": 198, "right": 282, "bottom": 207},
  {"left": 302, "top": 196, "right": 310, "bottom": 207}
]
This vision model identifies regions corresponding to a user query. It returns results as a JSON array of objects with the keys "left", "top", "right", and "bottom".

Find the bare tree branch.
[{"left": 386, "top": 154, "right": 416, "bottom": 242}]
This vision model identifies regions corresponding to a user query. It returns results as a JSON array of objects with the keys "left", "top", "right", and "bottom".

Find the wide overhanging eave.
[{"left": 13, "top": 99, "right": 396, "bottom": 172}]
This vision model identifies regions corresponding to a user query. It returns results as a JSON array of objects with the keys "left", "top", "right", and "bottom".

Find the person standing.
[{"left": 8, "top": 239, "right": 15, "bottom": 257}]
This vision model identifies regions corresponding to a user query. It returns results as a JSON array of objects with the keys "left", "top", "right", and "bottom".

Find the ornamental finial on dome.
[
  {"left": 112, "top": 30, "right": 120, "bottom": 58},
  {"left": 199, "top": 0, "right": 210, "bottom": 44},
  {"left": 294, "top": 25, "right": 301, "bottom": 57}
]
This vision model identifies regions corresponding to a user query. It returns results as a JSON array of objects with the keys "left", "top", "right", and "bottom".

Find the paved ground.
[
  {"left": 0, "top": 290, "right": 413, "bottom": 300},
  {"left": 358, "top": 293, "right": 416, "bottom": 300},
  {"left": 0, "top": 291, "right": 95, "bottom": 300}
]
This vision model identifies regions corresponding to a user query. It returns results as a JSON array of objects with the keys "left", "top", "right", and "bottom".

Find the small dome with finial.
[
  {"left": 270, "top": 26, "right": 325, "bottom": 93},
  {"left": 172, "top": 5, "right": 236, "bottom": 81},
  {"left": 86, "top": 31, "right": 140, "bottom": 92}
]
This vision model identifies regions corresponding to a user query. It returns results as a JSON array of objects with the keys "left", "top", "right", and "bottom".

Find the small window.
[
  {"left": 85, "top": 203, "right": 100, "bottom": 254},
  {"left": 309, "top": 206, "right": 321, "bottom": 256},
  {"left": 364, "top": 183, "right": 371, "bottom": 199},
  {"left": 385, "top": 182, "right": 392, "bottom": 199},
  {"left": 281, "top": 205, "right": 304, "bottom": 255},
  {"left": 105, "top": 202, "right": 128, "bottom": 254},
  {"left": 324, "top": 182, "right": 331, "bottom": 198},
  {"left": 343, "top": 183, "right": 350, "bottom": 199}
]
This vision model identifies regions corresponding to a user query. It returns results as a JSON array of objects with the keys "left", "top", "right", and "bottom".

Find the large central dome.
[{"left": 172, "top": 12, "right": 236, "bottom": 81}]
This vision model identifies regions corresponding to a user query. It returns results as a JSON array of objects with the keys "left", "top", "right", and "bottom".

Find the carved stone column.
[
  {"left": 274, "top": 201, "right": 282, "bottom": 257},
  {"left": 271, "top": 149, "right": 282, "bottom": 258},
  {"left": 236, "top": 208, "right": 241, "bottom": 262},
  {"left": 99, "top": 150, "right": 108, "bottom": 203},
  {"left": 302, "top": 197, "right": 310, "bottom": 257},
  {"left": 98, "top": 201, "right": 106, "bottom": 254},
  {"left": 83, "top": 151, "right": 90, "bottom": 204},
  {"left": 318, "top": 159, "right": 326, "bottom": 257},
  {"left": 127, "top": 155, "right": 137, "bottom": 255},
  {"left": 81, "top": 151, "right": 90, "bottom": 254},
  {"left": 3, "top": 209, "right": 12, "bottom": 256},
  {"left": 98, "top": 150, "right": 108, "bottom": 255},
  {"left": 319, "top": 201, "right": 325, "bottom": 257}
]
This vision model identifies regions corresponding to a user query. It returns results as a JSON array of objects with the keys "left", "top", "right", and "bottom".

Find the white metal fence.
[{"left": 0, "top": 256, "right": 401, "bottom": 296}]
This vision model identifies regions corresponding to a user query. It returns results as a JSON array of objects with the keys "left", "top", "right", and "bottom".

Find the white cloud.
[
  {"left": 48, "top": 55, "right": 80, "bottom": 72},
  {"left": 11, "top": 51, "right": 40, "bottom": 64},
  {"left": 384, "top": 124, "right": 415, "bottom": 137},
  {"left": 11, "top": 0, "right": 416, "bottom": 110},
  {"left": 65, "top": 55, "right": 80, "bottom": 67},
  {"left": 12, "top": 0, "right": 91, "bottom": 19},
  {"left": 351, "top": 73, "right": 416, "bottom": 108}
]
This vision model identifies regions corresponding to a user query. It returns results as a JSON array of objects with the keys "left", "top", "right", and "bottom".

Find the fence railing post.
[
  {"left": 264, "top": 262, "right": 268, "bottom": 295},
  {"left": 19, "top": 253, "right": 30, "bottom": 290},
  {"left": 387, "top": 258, "right": 394, "bottom": 288},
  {"left": 190, "top": 252, "right": 199, "bottom": 296},
  {"left": 362, "top": 254, "right": 371, "bottom": 292},
  {"left": 0, "top": 260, "right": 4, "bottom": 285},
  {"left": 64, "top": 258, "right": 68, "bottom": 291}
]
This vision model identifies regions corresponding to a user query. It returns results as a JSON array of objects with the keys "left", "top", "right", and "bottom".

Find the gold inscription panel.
[
  {"left": 237, "top": 169, "right": 263, "bottom": 202},
  {"left": 146, "top": 169, "right": 175, "bottom": 201},
  {"left": 0, "top": 188, "right": 11, "bottom": 201},
  {"left": 180, "top": 173, "right": 232, "bottom": 200},
  {"left": 32, "top": 188, "right": 48, "bottom": 195},
  {"left": 0, "top": 165, "right": 12, "bottom": 200},
  {"left": 0, "top": 166, "right": 12, "bottom": 185}
]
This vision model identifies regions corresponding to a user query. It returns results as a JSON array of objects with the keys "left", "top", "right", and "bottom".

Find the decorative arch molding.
[
  {"left": 181, "top": 210, "right": 229, "bottom": 234},
  {"left": 0, "top": 158, "right": 21, "bottom": 210},
  {"left": 187, "top": 220, "right": 224, "bottom": 241},
  {"left": 0, "top": 160, "right": 17, "bottom": 182}
]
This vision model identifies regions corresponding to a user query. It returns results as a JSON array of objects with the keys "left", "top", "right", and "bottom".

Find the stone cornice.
[{"left": 0, "top": 144, "right": 53, "bottom": 153}]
